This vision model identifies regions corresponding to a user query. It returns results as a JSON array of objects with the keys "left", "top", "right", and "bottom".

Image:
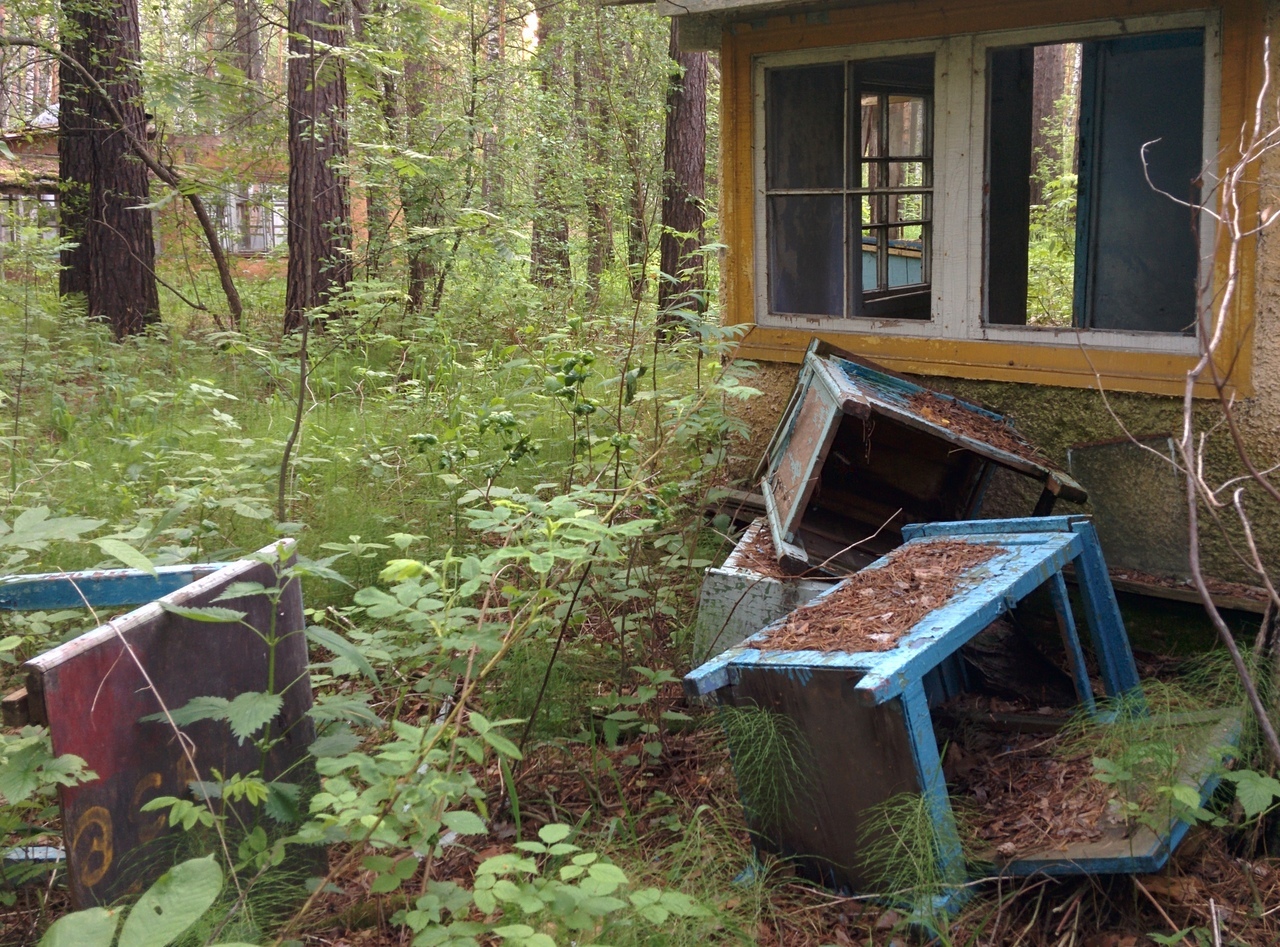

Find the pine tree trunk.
[
  {"left": 1029, "top": 44, "right": 1066, "bottom": 206},
  {"left": 479, "top": 0, "right": 505, "bottom": 211},
  {"left": 528, "top": 4, "right": 570, "bottom": 287},
  {"left": 575, "top": 47, "right": 611, "bottom": 307},
  {"left": 59, "top": 0, "right": 160, "bottom": 337},
  {"left": 232, "top": 0, "right": 264, "bottom": 119},
  {"left": 285, "top": 0, "right": 350, "bottom": 331},
  {"left": 658, "top": 20, "right": 706, "bottom": 321}
]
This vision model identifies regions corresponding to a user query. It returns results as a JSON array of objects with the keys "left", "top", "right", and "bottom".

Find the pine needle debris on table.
[{"left": 758, "top": 540, "right": 1002, "bottom": 653}]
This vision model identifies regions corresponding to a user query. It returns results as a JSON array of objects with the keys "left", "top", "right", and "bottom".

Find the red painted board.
[{"left": 23, "top": 542, "right": 314, "bottom": 906}]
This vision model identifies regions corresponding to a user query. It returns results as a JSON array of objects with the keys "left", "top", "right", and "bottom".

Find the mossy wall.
[{"left": 727, "top": 2, "right": 1280, "bottom": 584}]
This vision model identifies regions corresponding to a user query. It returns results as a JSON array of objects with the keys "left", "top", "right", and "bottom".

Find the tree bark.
[
  {"left": 575, "top": 46, "right": 611, "bottom": 307},
  {"left": 1030, "top": 44, "right": 1066, "bottom": 206},
  {"left": 285, "top": 0, "right": 350, "bottom": 331},
  {"left": 657, "top": 19, "right": 706, "bottom": 320},
  {"left": 59, "top": 0, "right": 160, "bottom": 338},
  {"left": 528, "top": 4, "right": 570, "bottom": 287}
]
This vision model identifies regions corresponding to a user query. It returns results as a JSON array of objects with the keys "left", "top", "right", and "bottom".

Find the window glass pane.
[
  {"left": 887, "top": 161, "right": 928, "bottom": 190},
  {"left": 860, "top": 229, "right": 881, "bottom": 292},
  {"left": 1080, "top": 31, "right": 1203, "bottom": 334},
  {"left": 767, "top": 65, "right": 845, "bottom": 189},
  {"left": 887, "top": 236, "right": 925, "bottom": 288},
  {"left": 769, "top": 195, "right": 844, "bottom": 315},
  {"left": 860, "top": 94, "right": 881, "bottom": 158},
  {"left": 887, "top": 96, "right": 927, "bottom": 157},
  {"left": 865, "top": 194, "right": 887, "bottom": 225}
]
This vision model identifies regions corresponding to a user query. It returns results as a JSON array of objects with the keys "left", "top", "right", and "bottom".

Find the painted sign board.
[{"left": 13, "top": 541, "right": 314, "bottom": 906}]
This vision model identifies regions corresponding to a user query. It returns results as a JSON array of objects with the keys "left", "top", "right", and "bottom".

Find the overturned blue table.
[{"left": 686, "top": 516, "right": 1237, "bottom": 902}]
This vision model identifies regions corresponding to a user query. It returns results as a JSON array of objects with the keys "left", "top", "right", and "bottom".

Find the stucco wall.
[{"left": 728, "top": 3, "right": 1280, "bottom": 582}]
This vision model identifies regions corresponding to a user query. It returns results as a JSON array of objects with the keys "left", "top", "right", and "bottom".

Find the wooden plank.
[
  {"left": 1068, "top": 520, "right": 1141, "bottom": 697},
  {"left": 719, "top": 666, "right": 922, "bottom": 893},
  {"left": 1048, "top": 571, "right": 1097, "bottom": 713},
  {"left": 1101, "top": 572, "right": 1267, "bottom": 615},
  {"left": 762, "top": 364, "right": 841, "bottom": 546},
  {"left": 854, "top": 535, "right": 1081, "bottom": 703},
  {"left": 687, "top": 530, "right": 1083, "bottom": 700},
  {"left": 0, "top": 562, "right": 231, "bottom": 611},
  {"left": 2, "top": 687, "right": 28, "bottom": 727},
  {"left": 900, "top": 679, "right": 967, "bottom": 887},
  {"left": 991, "top": 711, "right": 1242, "bottom": 875},
  {"left": 24, "top": 540, "right": 315, "bottom": 907}
]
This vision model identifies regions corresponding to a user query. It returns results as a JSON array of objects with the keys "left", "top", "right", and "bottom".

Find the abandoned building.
[
  {"left": 0, "top": 105, "right": 286, "bottom": 258},
  {"left": 660, "top": 0, "right": 1280, "bottom": 587}
]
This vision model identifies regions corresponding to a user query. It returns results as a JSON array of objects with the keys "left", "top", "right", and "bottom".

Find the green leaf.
[
  {"left": 657, "top": 890, "right": 708, "bottom": 916},
  {"left": 143, "top": 696, "right": 230, "bottom": 728},
  {"left": 3, "top": 508, "right": 104, "bottom": 548},
  {"left": 225, "top": 691, "right": 284, "bottom": 743},
  {"left": 1231, "top": 769, "right": 1280, "bottom": 818},
  {"left": 160, "top": 603, "right": 247, "bottom": 623},
  {"left": 537, "top": 823, "right": 571, "bottom": 845},
  {"left": 1169, "top": 783, "right": 1202, "bottom": 810},
  {"left": 306, "top": 624, "right": 380, "bottom": 685},
  {"left": 380, "top": 559, "right": 425, "bottom": 581},
  {"left": 1149, "top": 930, "right": 1195, "bottom": 947},
  {"left": 117, "top": 855, "right": 222, "bottom": 947},
  {"left": 93, "top": 539, "right": 157, "bottom": 576},
  {"left": 212, "top": 582, "right": 266, "bottom": 601},
  {"left": 0, "top": 740, "right": 53, "bottom": 804},
  {"left": 39, "top": 907, "right": 121, "bottom": 946},
  {"left": 264, "top": 781, "right": 303, "bottom": 823},
  {"left": 441, "top": 810, "right": 488, "bottom": 835},
  {"left": 308, "top": 693, "right": 382, "bottom": 726},
  {"left": 308, "top": 728, "right": 361, "bottom": 759}
]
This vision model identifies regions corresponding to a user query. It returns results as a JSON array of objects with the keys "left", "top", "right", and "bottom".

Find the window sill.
[{"left": 730, "top": 324, "right": 1249, "bottom": 398}]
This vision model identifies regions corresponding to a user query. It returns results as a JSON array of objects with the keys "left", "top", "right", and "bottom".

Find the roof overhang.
[{"left": 653, "top": 0, "right": 888, "bottom": 51}]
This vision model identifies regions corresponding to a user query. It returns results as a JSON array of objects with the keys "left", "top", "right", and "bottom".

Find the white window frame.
[{"left": 752, "top": 11, "right": 1221, "bottom": 355}]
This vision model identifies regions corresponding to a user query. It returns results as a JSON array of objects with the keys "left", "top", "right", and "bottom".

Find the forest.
[{"left": 1, "top": 0, "right": 1280, "bottom": 943}]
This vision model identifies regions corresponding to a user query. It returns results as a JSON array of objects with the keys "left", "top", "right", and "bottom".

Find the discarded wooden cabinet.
[
  {"left": 761, "top": 343, "right": 1087, "bottom": 572},
  {"left": 0, "top": 541, "right": 315, "bottom": 906},
  {"left": 693, "top": 518, "right": 835, "bottom": 662},
  {"left": 696, "top": 344, "right": 1088, "bottom": 662},
  {"left": 686, "top": 517, "right": 1236, "bottom": 901}
]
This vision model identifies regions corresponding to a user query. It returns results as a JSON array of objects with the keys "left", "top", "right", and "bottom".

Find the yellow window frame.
[{"left": 719, "top": 0, "right": 1263, "bottom": 397}]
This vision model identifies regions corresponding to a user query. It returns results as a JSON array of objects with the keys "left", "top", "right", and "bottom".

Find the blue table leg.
[
  {"left": 1048, "top": 571, "right": 1098, "bottom": 716},
  {"left": 900, "top": 680, "right": 966, "bottom": 890},
  {"left": 1069, "top": 520, "right": 1141, "bottom": 697}
]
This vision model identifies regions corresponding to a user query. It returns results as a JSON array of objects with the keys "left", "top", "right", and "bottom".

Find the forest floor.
[{"left": 1, "top": 276, "right": 1278, "bottom": 946}]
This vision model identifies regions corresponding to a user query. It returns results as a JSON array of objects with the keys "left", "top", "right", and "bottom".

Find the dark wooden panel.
[
  {"left": 24, "top": 546, "right": 314, "bottom": 906},
  {"left": 722, "top": 667, "right": 921, "bottom": 892},
  {"left": 985, "top": 46, "right": 1035, "bottom": 326}
]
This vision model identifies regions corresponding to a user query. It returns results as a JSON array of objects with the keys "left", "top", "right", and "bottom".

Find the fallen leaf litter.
[
  {"left": 731, "top": 521, "right": 796, "bottom": 580},
  {"left": 906, "top": 390, "right": 1048, "bottom": 466},
  {"left": 758, "top": 540, "right": 1002, "bottom": 653}
]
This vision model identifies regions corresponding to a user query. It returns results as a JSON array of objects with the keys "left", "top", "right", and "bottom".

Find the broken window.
[
  {"left": 765, "top": 55, "right": 933, "bottom": 320},
  {"left": 986, "top": 30, "right": 1205, "bottom": 334},
  {"left": 0, "top": 191, "right": 57, "bottom": 246},
  {"left": 212, "top": 184, "right": 286, "bottom": 255}
]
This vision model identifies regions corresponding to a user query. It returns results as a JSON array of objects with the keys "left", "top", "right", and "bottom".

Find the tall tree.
[
  {"left": 657, "top": 20, "right": 706, "bottom": 319},
  {"left": 59, "top": 0, "right": 160, "bottom": 337},
  {"left": 285, "top": 0, "right": 350, "bottom": 331},
  {"left": 575, "top": 43, "right": 612, "bottom": 307},
  {"left": 528, "top": 3, "right": 570, "bottom": 287}
]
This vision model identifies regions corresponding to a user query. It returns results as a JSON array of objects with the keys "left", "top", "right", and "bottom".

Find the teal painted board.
[{"left": 0, "top": 562, "right": 232, "bottom": 611}]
